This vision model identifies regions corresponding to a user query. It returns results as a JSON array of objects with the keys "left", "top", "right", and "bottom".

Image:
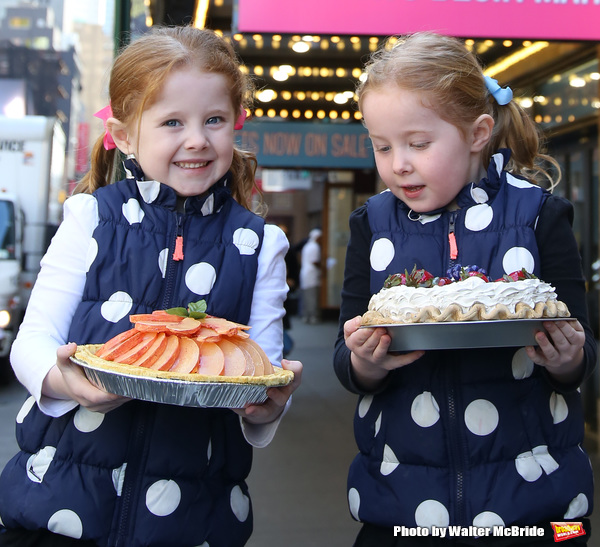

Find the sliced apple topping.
[{"left": 96, "top": 301, "right": 274, "bottom": 377}]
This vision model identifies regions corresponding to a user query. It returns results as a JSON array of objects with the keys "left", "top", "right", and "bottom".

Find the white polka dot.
[
  {"left": 73, "top": 407, "right": 105, "bottom": 432},
  {"left": 380, "top": 444, "right": 399, "bottom": 476},
  {"left": 158, "top": 248, "right": 169, "bottom": 278},
  {"left": 137, "top": 180, "right": 160, "bottom": 203},
  {"left": 101, "top": 291, "right": 133, "bottom": 323},
  {"left": 207, "top": 439, "right": 212, "bottom": 462},
  {"left": 502, "top": 247, "right": 535, "bottom": 276},
  {"left": 470, "top": 186, "right": 489, "bottom": 204},
  {"left": 202, "top": 194, "right": 215, "bottom": 215},
  {"left": 47, "top": 509, "right": 83, "bottom": 539},
  {"left": 515, "top": 446, "right": 559, "bottom": 482},
  {"left": 415, "top": 499, "right": 450, "bottom": 529},
  {"left": 230, "top": 485, "right": 250, "bottom": 522},
  {"left": 512, "top": 348, "right": 534, "bottom": 379},
  {"left": 122, "top": 198, "right": 145, "bottom": 225},
  {"left": 370, "top": 238, "right": 395, "bottom": 272},
  {"left": 506, "top": 172, "right": 535, "bottom": 189},
  {"left": 358, "top": 395, "right": 372, "bottom": 418},
  {"left": 112, "top": 463, "right": 127, "bottom": 496},
  {"left": 418, "top": 213, "right": 441, "bottom": 225},
  {"left": 464, "top": 399, "right": 499, "bottom": 436},
  {"left": 564, "top": 493, "right": 589, "bottom": 519},
  {"left": 85, "top": 238, "right": 98, "bottom": 272},
  {"left": 374, "top": 412, "right": 382, "bottom": 436},
  {"left": 348, "top": 488, "right": 360, "bottom": 520},
  {"left": 16, "top": 396, "right": 36, "bottom": 424},
  {"left": 473, "top": 511, "right": 505, "bottom": 529},
  {"left": 464, "top": 204, "right": 493, "bottom": 231},
  {"left": 532, "top": 445, "right": 559, "bottom": 475},
  {"left": 411, "top": 392, "right": 440, "bottom": 428},
  {"left": 491, "top": 153, "right": 503, "bottom": 174},
  {"left": 515, "top": 450, "right": 542, "bottom": 482},
  {"left": 550, "top": 392, "right": 569, "bottom": 424},
  {"left": 27, "top": 446, "right": 56, "bottom": 483},
  {"left": 233, "top": 228, "right": 259, "bottom": 256},
  {"left": 185, "top": 262, "right": 217, "bottom": 295},
  {"left": 146, "top": 479, "right": 181, "bottom": 516}
]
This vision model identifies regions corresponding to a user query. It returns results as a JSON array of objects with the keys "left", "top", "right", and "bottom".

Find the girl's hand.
[
  {"left": 344, "top": 316, "right": 424, "bottom": 391},
  {"left": 234, "top": 359, "right": 303, "bottom": 425},
  {"left": 47, "top": 343, "right": 130, "bottom": 413},
  {"left": 525, "top": 319, "right": 586, "bottom": 384}
]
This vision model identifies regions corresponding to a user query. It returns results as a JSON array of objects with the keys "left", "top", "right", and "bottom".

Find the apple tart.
[{"left": 71, "top": 303, "right": 293, "bottom": 407}]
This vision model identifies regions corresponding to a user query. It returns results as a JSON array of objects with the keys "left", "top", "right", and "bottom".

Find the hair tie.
[
  {"left": 484, "top": 76, "right": 513, "bottom": 106},
  {"left": 93, "top": 104, "right": 117, "bottom": 150}
]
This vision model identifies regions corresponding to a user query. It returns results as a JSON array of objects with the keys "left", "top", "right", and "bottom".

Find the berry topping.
[
  {"left": 383, "top": 264, "right": 535, "bottom": 289},
  {"left": 384, "top": 265, "right": 436, "bottom": 288},
  {"left": 496, "top": 268, "right": 537, "bottom": 282}
]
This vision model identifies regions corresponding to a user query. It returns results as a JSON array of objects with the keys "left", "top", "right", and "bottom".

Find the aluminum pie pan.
[
  {"left": 71, "top": 345, "right": 293, "bottom": 408},
  {"left": 361, "top": 318, "right": 577, "bottom": 351}
]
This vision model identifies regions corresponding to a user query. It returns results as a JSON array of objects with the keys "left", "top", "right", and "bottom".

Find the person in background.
[
  {"left": 0, "top": 25, "right": 302, "bottom": 547},
  {"left": 300, "top": 228, "right": 322, "bottom": 325},
  {"left": 278, "top": 223, "right": 300, "bottom": 356},
  {"left": 334, "top": 32, "right": 595, "bottom": 546}
]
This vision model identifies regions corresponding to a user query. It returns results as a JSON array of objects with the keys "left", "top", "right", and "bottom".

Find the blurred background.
[{"left": 0, "top": 0, "right": 598, "bottom": 542}]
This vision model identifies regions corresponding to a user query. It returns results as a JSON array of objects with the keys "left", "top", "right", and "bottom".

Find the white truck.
[{"left": 0, "top": 116, "right": 66, "bottom": 381}]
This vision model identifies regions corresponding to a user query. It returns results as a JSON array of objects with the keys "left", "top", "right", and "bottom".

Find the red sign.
[
  {"left": 550, "top": 522, "right": 586, "bottom": 542},
  {"left": 237, "top": 0, "right": 600, "bottom": 41}
]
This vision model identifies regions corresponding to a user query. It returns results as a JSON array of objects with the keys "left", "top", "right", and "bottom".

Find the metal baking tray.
[
  {"left": 362, "top": 318, "right": 576, "bottom": 351},
  {"left": 71, "top": 355, "right": 292, "bottom": 408}
]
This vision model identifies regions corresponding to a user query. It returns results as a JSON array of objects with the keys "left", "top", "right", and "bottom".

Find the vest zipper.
[
  {"left": 445, "top": 363, "right": 467, "bottom": 526},
  {"left": 161, "top": 211, "right": 184, "bottom": 310},
  {"left": 112, "top": 404, "right": 151, "bottom": 546},
  {"left": 448, "top": 211, "right": 458, "bottom": 268},
  {"left": 173, "top": 213, "right": 184, "bottom": 261}
]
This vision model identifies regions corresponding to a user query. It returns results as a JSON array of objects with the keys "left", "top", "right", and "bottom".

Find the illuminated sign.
[
  {"left": 236, "top": 122, "right": 374, "bottom": 169},
  {"left": 236, "top": 0, "right": 600, "bottom": 41}
]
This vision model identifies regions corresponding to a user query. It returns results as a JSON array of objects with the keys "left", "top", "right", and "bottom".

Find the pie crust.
[{"left": 74, "top": 344, "right": 294, "bottom": 387}]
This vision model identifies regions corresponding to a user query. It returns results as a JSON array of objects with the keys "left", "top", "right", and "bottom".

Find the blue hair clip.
[{"left": 484, "top": 76, "right": 513, "bottom": 105}]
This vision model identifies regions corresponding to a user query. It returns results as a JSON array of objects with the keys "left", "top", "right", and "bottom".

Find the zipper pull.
[
  {"left": 173, "top": 215, "right": 184, "bottom": 261},
  {"left": 173, "top": 236, "right": 184, "bottom": 261},
  {"left": 448, "top": 213, "right": 458, "bottom": 260}
]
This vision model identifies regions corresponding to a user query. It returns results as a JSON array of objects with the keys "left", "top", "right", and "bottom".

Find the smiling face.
[
  {"left": 361, "top": 86, "right": 491, "bottom": 213},
  {"left": 123, "top": 67, "right": 237, "bottom": 197}
]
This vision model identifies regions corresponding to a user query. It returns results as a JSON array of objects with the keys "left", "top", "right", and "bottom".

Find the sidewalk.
[{"left": 246, "top": 317, "right": 361, "bottom": 546}]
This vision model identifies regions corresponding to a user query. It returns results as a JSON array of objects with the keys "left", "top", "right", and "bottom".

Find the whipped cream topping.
[{"left": 368, "top": 276, "right": 559, "bottom": 321}]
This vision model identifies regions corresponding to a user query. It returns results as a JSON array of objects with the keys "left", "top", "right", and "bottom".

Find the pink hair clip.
[
  {"left": 94, "top": 104, "right": 117, "bottom": 150},
  {"left": 234, "top": 107, "right": 247, "bottom": 130}
]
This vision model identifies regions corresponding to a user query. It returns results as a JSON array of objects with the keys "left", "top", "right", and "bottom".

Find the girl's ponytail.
[
  {"left": 72, "top": 134, "right": 120, "bottom": 195},
  {"left": 484, "top": 98, "right": 560, "bottom": 190}
]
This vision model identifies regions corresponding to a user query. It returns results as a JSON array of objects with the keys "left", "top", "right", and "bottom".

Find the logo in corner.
[{"left": 550, "top": 522, "right": 586, "bottom": 542}]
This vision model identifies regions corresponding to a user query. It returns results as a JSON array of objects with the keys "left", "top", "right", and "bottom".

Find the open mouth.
[
  {"left": 175, "top": 161, "right": 208, "bottom": 169},
  {"left": 403, "top": 185, "right": 425, "bottom": 195}
]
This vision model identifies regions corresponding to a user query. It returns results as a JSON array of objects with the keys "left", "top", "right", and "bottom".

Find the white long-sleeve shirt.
[{"left": 11, "top": 192, "right": 290, "bottom": 447}]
